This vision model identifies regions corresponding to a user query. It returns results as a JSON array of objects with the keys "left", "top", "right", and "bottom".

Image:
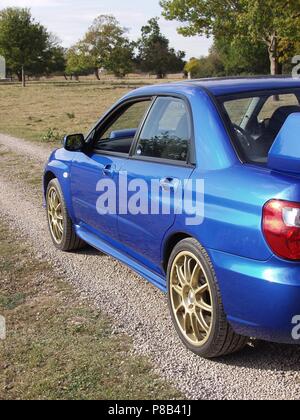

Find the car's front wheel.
[
  {"left": 46, "top": 178, "right": 85, "bottom": 251},
  {"left": 167, "top": 238, "right": 247, "bottom": 358}
]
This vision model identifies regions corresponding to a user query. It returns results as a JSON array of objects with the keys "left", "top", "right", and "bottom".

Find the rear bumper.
[{"left": 209, "top": 249, "right": 300, "bottom": 344}]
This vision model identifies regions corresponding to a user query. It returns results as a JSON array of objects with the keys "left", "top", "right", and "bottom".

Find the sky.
[{"left": 0, "top": 0, "right": 212, "bottom": 59}]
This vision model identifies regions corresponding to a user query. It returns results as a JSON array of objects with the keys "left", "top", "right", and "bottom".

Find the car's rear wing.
[{"left": 268, "top": 113, "right": 300, "bottom": 174}]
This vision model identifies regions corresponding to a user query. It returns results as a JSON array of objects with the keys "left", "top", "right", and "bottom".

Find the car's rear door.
[
  {"left": 70, "top": 99, "right": 152, "bottom": 244},
  {"left": 117, "top": 96, "right": 195, "bottom": 274}
]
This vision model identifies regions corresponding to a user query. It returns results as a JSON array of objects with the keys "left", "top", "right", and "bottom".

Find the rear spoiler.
[{"left": 268, "top": 113, "right": 300, "bottom": 173}]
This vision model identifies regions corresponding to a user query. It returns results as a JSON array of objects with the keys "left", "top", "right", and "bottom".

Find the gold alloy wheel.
[
  {"left": 47, "top": 186, "right": 64, "bottom": 244},
  {"left": 170, "top": 251, "right": 213, "bottom": 347}
]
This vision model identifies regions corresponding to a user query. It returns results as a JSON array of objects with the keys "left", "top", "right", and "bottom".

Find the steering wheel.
[{"left": 233, "top": 124, "right": 252, "bottom": 149}]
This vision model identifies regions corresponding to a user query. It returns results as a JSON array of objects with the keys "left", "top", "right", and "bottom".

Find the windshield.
[{"left": 219, "top": 90, "right": 300, "bottom": 164}]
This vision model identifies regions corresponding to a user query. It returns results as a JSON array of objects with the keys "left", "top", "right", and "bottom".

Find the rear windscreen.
[{"left": 219, "top": 91, "right": 300, "bottom": 164}]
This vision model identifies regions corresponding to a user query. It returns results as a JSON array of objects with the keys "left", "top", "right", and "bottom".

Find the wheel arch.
[
  {"left": 43, "top": 170, "right": 56, "bottom": 197},
  {"left": 43, "top": 160, "right": 76, "bottom": 222},
  {"left": 162, "top": 232, "right": 193, "bottom": 273}
]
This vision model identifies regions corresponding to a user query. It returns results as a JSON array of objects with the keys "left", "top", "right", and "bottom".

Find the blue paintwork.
[
  {"left": 269, "top": 113, "right": 300, "bottom": 173},
  {"left": 110, "top": 129, "right": 136, "bottom": 139},
  {"left": 44, "top": 77, "right": 300, "bottom": 345}
]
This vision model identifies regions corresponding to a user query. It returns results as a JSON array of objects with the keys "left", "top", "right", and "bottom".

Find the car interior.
[
  {"left": 94, "top": 129, "right": 137, "bottom": 154},
  {"left": 223, "top": 93, "right": 300, "bottom": 163}
]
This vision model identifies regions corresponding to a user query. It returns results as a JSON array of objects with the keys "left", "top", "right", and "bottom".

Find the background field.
[{"left": 0, "top": 77, "right": 182, "bottom": 145}]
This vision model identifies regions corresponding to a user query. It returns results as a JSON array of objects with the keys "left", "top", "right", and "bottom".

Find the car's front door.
[
  {"left": 118, "top": 96, "right": 195, "bottom": 274},
  {"left": 70, "top": 99, "right": 152, "bottom": 244}
]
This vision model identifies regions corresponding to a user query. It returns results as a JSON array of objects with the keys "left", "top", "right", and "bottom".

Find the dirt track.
[{"left": 1, "top": 132, "right": 300, "bottom": 400}]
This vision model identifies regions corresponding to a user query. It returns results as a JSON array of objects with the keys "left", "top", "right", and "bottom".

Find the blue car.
[{"left": 44, "top": 77, "right": 300, "bottom": 358}]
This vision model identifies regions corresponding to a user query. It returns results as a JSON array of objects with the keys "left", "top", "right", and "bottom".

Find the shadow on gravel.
[
  {"left": 74, "top": 245, "right": 104, "bottom": 257},
  {"left": 217, "top": 341, "right": 300, "bottom": 371}
]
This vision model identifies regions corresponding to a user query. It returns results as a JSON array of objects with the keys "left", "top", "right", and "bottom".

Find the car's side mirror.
[
  {"left": 63, "top": 134, "right": 85, "bottom": 152},
  {"left": 268, "top": 113, "right": 300, "bottom": 173}
]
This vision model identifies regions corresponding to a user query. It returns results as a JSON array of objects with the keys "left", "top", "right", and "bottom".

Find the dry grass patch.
[
  {"left": 0, "top": 81, "right": 135, "bottom": 145},
  {"left": 0, "top": 220, "right": 182, "bottom": 400},
  {"left": 0, "top": 144, "right": 43, "bottom": 189},
  {"left": 0, "top": 77, "right": 178, "bottom": 146}
]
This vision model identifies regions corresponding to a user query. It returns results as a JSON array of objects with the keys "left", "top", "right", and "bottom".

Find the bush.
[{"left": 42, "top": 128, "right": 63, "bottom": 143}]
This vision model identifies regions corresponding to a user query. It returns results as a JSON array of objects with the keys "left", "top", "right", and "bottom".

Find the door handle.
[
  {"left": 102, "top": 164, "right": 115, "bottom": 176},
  {"left": 160, "top": 177, "right": 179, "bottom": 191}
]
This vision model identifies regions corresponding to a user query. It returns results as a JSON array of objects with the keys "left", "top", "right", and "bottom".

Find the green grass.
[{"left": 0, "top": 219, "right": 182, "bottom": 400}]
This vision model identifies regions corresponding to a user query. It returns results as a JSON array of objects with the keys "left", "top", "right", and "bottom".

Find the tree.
[
  {"left": 0, "top": 7, "right": 57, "bottom": 86},
  {"left": 76, "top": 14, "right": 133, "bottom": 79},
  {"left": 27, "top": 35, "right": 66, "bottom": 78},
  {"left": 136, "top": 18, "right": 185, "bottom": 78},
  {"left": 184, "top": 39, "right": 270, "bottom": 79},
  {"left": 185, "top": 58, "right": 202, "bottom": 78},
  {"left": 105, "top": 40, "right": 134, "bottom": 77},
  {"left": 214, "top": 37, "right": 270, "bottom": 76},
  {"left": 45, "top": 45, "right": 66, "bottom": 75},
  {"left": 184, "top": 48, "right": 225, "bottom": 79},
  {"left": 42, "top": 35, "right": 66, "bottom": 76},
  {"left": 66, "top": 44, "right": 94, "bottom": 79},
  {"left": 161, "top": 0, "right": 300, "bottom": 75}
]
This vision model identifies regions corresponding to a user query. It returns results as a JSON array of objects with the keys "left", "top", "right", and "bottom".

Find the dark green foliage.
[
  {"left": 0, "top": 8, "right": 66, "bottom": 81},
  {"left": 136, "top": 18, "right": 186, "bottom": 78}
]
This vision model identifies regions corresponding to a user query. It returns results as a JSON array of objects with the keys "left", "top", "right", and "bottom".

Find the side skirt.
[{"left": 75, "top": 225, "right": 167, "bottom": 293}]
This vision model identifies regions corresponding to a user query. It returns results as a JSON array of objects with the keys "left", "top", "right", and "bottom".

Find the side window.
[
  {"left": 135, "top": 97, "right": 191, "bottom": 162},
  {"left": 94, "top": 100, "right": 151, "bottom": 154},
  {"left": 258, "top": 94, "right": 300, "bottom": 121}
]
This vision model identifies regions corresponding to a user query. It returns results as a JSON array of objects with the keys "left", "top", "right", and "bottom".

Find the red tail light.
[{"left": 263, "top": 200, "right": 300, "bottom": 260}]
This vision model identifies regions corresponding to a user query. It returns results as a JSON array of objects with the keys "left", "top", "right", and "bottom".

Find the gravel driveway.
[{"left": 1, "top": 132, "right": 300, "bottom": 400}]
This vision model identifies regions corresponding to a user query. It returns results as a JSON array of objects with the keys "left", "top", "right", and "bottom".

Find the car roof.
[
  {"left": 190, "top": 77, "right": 300, "bottom": 96},
  {"left": 126, "top": 77, "right": 300, "bottom": 99}
]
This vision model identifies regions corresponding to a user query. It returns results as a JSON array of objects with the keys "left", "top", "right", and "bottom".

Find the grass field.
[
  {"left": 0, "top": 77, "right": 183, "bottom": 145},
  {"left": 0, "top": 80, "right": 148, "bottom": 144},
  {"left": 1, "top": 80, "right": 297, "bottom": 147}
]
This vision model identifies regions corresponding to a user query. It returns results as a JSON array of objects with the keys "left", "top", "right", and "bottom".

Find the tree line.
[
  {"left": 0, "top": 8, "right": 186, "bottom": 85},
  {"left": 1, "top": 2, "right": 300, "bottom": 85}
]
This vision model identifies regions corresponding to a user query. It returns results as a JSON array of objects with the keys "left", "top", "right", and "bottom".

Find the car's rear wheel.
[
  {"left": 46, "top": 178, "right": 85, "bottom": 251},
  {"left": 167, "top": 238, "right": 248, "bottom": 358}
]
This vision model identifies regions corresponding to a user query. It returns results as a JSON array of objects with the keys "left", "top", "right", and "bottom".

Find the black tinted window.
[{"left": 135, "top": 97, "right": 191, "bottom": 162}]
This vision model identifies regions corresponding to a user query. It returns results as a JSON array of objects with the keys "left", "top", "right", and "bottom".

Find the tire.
[
  {"left": 167, "top": 238, "right": 248, "bottom": 358},
  {"left": 46, "top": 178, "right": 85, "bottom": 251}
]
